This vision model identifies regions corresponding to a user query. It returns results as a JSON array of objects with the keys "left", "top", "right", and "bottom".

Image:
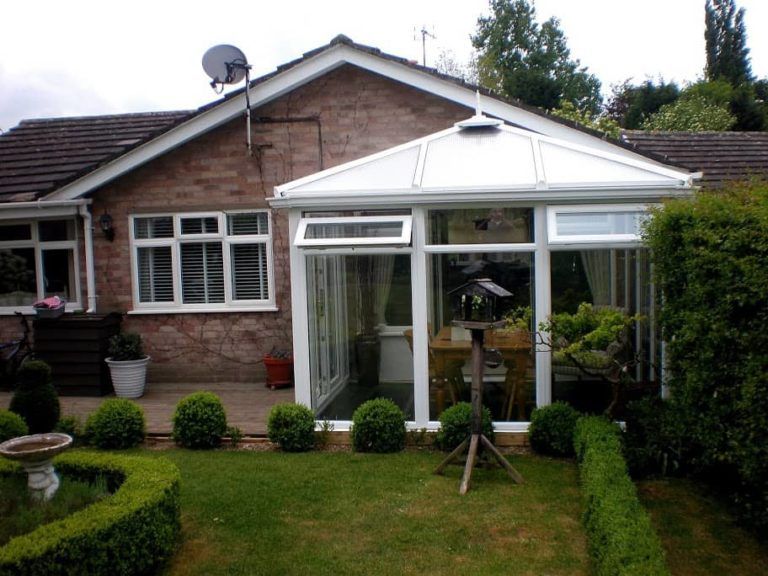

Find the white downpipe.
[{"left": 78, "top": 204, "right": 97, "bottom": 312}]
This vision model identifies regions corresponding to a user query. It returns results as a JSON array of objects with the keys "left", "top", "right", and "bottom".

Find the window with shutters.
[{"left": 130, "top": 211, "right": 274, "bottom": 312}]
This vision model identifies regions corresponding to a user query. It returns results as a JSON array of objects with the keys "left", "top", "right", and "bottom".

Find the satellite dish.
[{"left": 202, "top": 44, "right": 249, "bottom": 85}]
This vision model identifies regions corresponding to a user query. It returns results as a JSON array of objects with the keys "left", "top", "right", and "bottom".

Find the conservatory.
[{"left": 269, "top": 112, "right": 697, "bottom": 432}]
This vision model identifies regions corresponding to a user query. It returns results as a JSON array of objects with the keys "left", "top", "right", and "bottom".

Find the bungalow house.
[{"left": 0, "top": 35, "right": 709, "bottom": 432}]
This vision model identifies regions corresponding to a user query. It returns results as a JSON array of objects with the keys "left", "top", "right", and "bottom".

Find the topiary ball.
[
  {"left": 351, "top": 398, "right": 405, "bottom": 453},
  {"left": 9, "top": 360, "right": 60, "bottom": 433},
  {"left": 84, "top": 399, "right": 145, "bottom": 449},
  {"left": 172, "top": 392, "right": 228, "bottom": 449},
  {"left": 528, "top": 401, "right": 581, "bottom": 457},
  {"left": 434, "top": 401, "right": 495, "bottom": 451},
  {"left": 0, "top": 409, "right": 29, "bottom": 442},
  {"left": 267, "top": 403, "right": 316, "bottom": 452}
]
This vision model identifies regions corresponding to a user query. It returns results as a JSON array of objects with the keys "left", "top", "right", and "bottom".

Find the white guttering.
[
  {"left": 0, "top": 199, "right": 90, "bottom": 220},
  {"left": 77, "top": 204, "right": 97, "bottom": 312}
]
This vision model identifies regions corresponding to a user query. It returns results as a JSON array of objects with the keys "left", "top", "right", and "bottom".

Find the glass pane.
[
  {"left": 550, "top": 249, "right": 658, "bottom": 416},
  {"left": 39, "top": 220, "right": 75, "bottom": 242},
  {"left": 555, "top": 211, "right": 644, "bottom": 238},
  {"left": 42, "top": 249, "right": 75, "bottom": 301},
  {"left": 0, "top": 248, "right": 36, "bottom": 306},
  {"left": 428, "top": 207, "right": 533, "bottom": 245},
  {"left": 180, "top": 243, "right": 225, "bottom": 304},
  {"left": 307, "top": 254, "right": 414, "bottom": 420},
  {"left": 231, "top": 243, "right": 268, "bottom": 300},
  {"left": 428, "top": 252, "right": 535, "bottom": 422},
  {"left": 137, "top": 246, "right": 174, "bottom": 302},
  {"left": 0, "top": 224, "right": 32, "bottom": 241},
  {"left": 227, "top": 213, "right": 268, "bottom": 236},
  {"left": 181, "top": 216, "right": 218, "bottom": 235},
  {"left": 134, "top": 217, "right": 174, "bottom": 239},
  {"left": 305, "top": 221, "right": 403, "bottom": 240}
]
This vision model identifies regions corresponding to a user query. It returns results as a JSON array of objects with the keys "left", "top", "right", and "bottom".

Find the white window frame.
[
  {"left": 0, "top": 219, "right": 81, "bottom": 314},
  {"left": 295, "top": 215, "right": 413, "bottom": 247},
  {"left": 129, "top": 210, "right": 276, "bottom": 314},
  {"left": 547, "top": 204, "right": 650, "bottom": 244}
]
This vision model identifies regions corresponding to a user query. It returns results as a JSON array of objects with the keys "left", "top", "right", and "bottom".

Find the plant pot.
[
  {"left": 355, "top": 333, "right": 381, "bottom": 387},
  {"left": 105, "top": 356, "right": 150, "bottom": 398},
  {"left": 264, "top": 356, "right": 293, "bottom": 390}
]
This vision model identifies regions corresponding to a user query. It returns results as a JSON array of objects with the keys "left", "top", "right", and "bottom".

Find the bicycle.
[{"left": 0, "top": 312, "right": 33, "bottom": 390}]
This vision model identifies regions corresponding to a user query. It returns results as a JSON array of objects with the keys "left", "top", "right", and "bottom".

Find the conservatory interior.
[{"left": 270, "top": 112, "right": 697, "bottom": 432}]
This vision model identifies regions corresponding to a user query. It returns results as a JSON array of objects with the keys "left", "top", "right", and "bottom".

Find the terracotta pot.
[{"left": 264, "top": 356, "right": 293, "bottom": 389}]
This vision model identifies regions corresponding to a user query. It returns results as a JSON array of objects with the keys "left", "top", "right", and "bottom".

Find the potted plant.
[
  {"left": 104, "top": 332, "right": 150, "bottom": 398},
  {"left": 263, "top": 346, "right": 293, "bottom": 390}
]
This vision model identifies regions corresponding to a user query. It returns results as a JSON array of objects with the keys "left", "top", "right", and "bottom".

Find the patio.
[{"left": 0, "top": 382, "right": 293, "bottom": 435}]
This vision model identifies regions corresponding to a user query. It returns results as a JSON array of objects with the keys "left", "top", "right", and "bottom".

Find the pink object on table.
[{"left": 33, "top": 296, "right": 65, "bottom": 309}]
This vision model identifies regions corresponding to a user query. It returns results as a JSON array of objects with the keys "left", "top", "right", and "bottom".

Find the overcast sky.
[{"left": 1, "top": 0, "right": 766, "bottom": 131}]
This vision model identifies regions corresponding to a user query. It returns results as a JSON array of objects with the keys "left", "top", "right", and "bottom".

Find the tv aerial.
[{"left": 202, "top": 44, "right": 253, "bottom": 155}]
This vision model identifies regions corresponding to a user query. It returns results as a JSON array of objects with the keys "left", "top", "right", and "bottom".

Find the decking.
[{"left": 0, "top": 382, "right": 293, "bottom": 436}]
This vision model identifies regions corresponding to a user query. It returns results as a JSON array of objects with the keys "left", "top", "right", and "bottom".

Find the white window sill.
[
  {"left": 127, "top": 306, "right": 279, "bottom": 315},
  {"left": 0, "top": 305, "right": 83, "bottom": 316}
]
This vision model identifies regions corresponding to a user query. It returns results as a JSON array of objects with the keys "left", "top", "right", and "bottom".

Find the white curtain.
[{"left": 580, "top": 250, "right": 612, "bottom": 306}]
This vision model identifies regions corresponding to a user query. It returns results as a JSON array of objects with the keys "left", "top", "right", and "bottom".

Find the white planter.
[{"left": 105, "top": 356, "right": 151, "bottom": 398}]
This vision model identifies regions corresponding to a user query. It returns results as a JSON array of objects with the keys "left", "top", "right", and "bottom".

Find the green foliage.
[
  {"left": 434, "top": 402, "right": 495, "bottom": 451},
  {"left": 541, "top": 302, "right": 635, "bottom": 357},
  {"left": 172, "top": 391, "right": 228, "bottom": 449},
  {"left": 107, "top": 332, "right": 144, "bottom": 361},
  {"left": 226, "top": 425, "right": 243, "bottom": 448},
  {"left": 642, "top": 95, "right": 736, "bottom": 131},
  {"left": 705, "top": 0, "right": 753, "bottom": 86},
  {"left": 644, "top": 184, "right": 768, "bottom": 531},
  {"left": 550, "top": 101, "right": 620, "bottom": 138},
  {"left": 574, "top": 416, "right": 670, "bottom": 576},
  {"left": 528, "top": 402, "right": 580, "bottom": 457},
  {"left": 472, "top": 0, "right": 601, "bottom": 114},
  {"left": 85, "top": 399, "right": 146, "bottom": 449},
  {"left": 0, "top": 410, "right": 28, "bottom": 443},
  {"left": 0, "top": 451, "right": 180, "bottom": 576},
  {"left": 9, "top": 360, "right": 60, "bottom": 434},
  {"left": 350, "top": 398, "right": 406, "bottom": 453},
  {"left": 623, "top": 396, "right": 686, "bottom": 478},
  {"left": 53, "top": 416, "right": 83, "bottom": 446},
  {"left": 267, "top": 403, "right": 316, "bottom": 452},
  {"left": 605, "top": 78, "right": 680, "bottom": 129}
]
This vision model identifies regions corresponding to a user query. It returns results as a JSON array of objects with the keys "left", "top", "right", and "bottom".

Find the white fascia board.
[{"left": 0, "top": 199, "right": 90, "bottom": 220}]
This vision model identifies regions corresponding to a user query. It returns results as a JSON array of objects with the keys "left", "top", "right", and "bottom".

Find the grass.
[
  {"left": 151, "top": 450, "right": 588, "bottom": 576},
  {"left": 0, "top": 473, "right": 109, "bottom": 546},
  {"left": 638, "top": 477, "right": 768, "bottom": 576}
]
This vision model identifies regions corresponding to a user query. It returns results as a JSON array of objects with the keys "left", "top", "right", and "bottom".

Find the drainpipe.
[{"left": 78, "top": 203, "right": 97, "bottom": 313}]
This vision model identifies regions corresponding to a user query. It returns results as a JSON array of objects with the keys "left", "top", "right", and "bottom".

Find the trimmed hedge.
[
  {"left": 0, "top": 451, "right": 180, "bottom": 576},
  {"left": 351, "top": 398, "right": 406, "bottom": 453},
  {"left": 172, "top": 392, "right": 227, "bottom": 449},
  {"left": 0, "top": 409, "right": 28, "bottom": 443},
  {"left": 434, "top": 402, "right": 494, "bottom": 451},
  {"left": 574, "top": 416, "right": 669, "bottom": 576},
  {"left": 85, "top": 399, "right": 146, "bottom": 449},
  {"left": 528, "top": 401, "right": 580, "bottom": 457},
  {"left": 267, "top": 403, "right": 316, "bottom": 452}
]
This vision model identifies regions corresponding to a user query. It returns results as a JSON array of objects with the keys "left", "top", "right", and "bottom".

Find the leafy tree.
[
  {"left": 604, "top": 79, "right": 680, "bottom": 129},
  {"left": 435, "top": 50, "right": 478, "bottom": 84},
  {"left": 472, "top": 0, "right": 601, "bottom": 115},
  {"left": 642, "top": 95, "right": 736, "bottom": 131},
  {"left": 705, "top": 0, "right": 753, "bottom": 86},
  {"left": 550, "top": 101, "right": 620, "bottom": 138}
]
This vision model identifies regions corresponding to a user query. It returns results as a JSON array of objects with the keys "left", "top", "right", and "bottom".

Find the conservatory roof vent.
[{"left": 455, "top": 91, "right": 503, "bottom": 130}]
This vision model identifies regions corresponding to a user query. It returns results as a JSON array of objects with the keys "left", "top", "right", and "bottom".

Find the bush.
[
  {"left": 0, "top": 451, "right": 180, "bottom": 575},
  {"left": 0, "top": 410, "right": 28, "bottom": 443},
  {"left": 107, "top": 332, "right": 144, "bottom": 361},
  {"left": 528, "top": 402, "right": 580, "bottom": 457},
  {"left": 54, "top": 415, "right": 84, "bottom": 446},
  {"left": 434, "top": 402, "right": 494, "bottom": 451},
  {"left": 85, "top": 400, "right": 146, "bottom": 449},
  {"left": 172, "top": 391, "right": 227, "bottom": 449},
  {"left": 574, "top": 416, "right": 670, "bottom": 576},
  {"left": 351, "top": 398, "right": 405, "bottom": 453},
  {"left": 623, "top": 396, "right": 686, "bottom": 478},
  {"left": 9, "top": 360, "right": 60, "bottom": 433},
  {"left": 267, "top": 403, "right": 315, "bottom": 452}
]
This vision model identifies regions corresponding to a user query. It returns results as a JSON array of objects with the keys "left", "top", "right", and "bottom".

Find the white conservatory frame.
[{"left": 270, "top": 112, "right": 698, "bottom": 432}]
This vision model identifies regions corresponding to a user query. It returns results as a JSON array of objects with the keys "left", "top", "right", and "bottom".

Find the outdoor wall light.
[{"left": 99, "top": 212, "right": 115, "bottom": 242}]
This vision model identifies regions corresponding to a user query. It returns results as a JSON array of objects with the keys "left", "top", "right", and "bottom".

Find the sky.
[{"left": 1, "top": 0, "right": 767, "bottom": 131}]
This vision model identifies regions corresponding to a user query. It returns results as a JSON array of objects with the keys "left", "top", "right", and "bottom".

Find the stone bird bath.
[{"left": 0, "top": 433, "right": 73, "bottom": 501}]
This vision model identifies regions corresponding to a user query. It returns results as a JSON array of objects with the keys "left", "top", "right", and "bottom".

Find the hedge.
[
  {"left": 574, "top": 416, "right": 669, "bottom": 576},
  {"left": 0, "top": 451, "right": 180, "bottom": 576}
]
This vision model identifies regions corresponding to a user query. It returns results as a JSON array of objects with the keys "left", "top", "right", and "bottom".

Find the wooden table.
[{"left": 429, "top": 326, "right": 531, "bottom": 420}]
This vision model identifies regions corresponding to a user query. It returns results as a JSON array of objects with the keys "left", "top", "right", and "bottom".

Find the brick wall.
[{"left": 19, "top": 65, "right": 470, "bottom": 382}]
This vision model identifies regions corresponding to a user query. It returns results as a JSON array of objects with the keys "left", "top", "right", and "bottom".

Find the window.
[
  {"left": 0, "top": 220, "right": 80, "bottom": 312},
  {"left": 130, "top": 211, "right": 274, "bottom": 311},
  {"left": 427, "top": 207, "right": 533, "bottom": 245},
  {"left": 547, "top": 205, "right": 649, "bottom": 244},
  {"left": 295, "top": 215, "right": 412, "bottom": 247}
]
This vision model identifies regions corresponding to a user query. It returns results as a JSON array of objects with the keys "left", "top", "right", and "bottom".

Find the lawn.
[{"left": 153, "top": 450, "right": 589, "bottom": 576}]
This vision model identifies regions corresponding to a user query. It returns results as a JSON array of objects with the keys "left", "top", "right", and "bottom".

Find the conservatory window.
[
  {"left": 295, "top": 215, "right": 412, "bottom": 247},
  {"left": 547, "top": 205, "right": 649, "bottom": 243},
  {"left": 130, "top": 211, "right": 273, "bottom": 312}
]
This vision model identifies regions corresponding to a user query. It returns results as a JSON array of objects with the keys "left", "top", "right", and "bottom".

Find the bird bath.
[{"left": 0, "top": 433, "right": 73, "bottom": 501}]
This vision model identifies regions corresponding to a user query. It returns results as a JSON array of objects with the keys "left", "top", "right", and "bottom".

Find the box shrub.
[
  {"left": 351, "top": 398, "right": 405, "bottom": 453},
  {"left": 172, "top": 391, "right": 227, "bottom": 449},
  {"left": 574, "top": 416, "right": 670, "bottom": 576},
  {"left": 267, "top": 403, "right": 315, "bottom": 452},
  {"left": 623, "top": 396, "right": 686, "bottom": 478},
  {"left": 9, "top": 360, "right": 60, "bottom": 434},
  {"left": 85, "top": 400, "right": 146, "bottom": 449},
  {"left": 528, "top": 401, "right": 580, "bottom": 457},
  {"left": 0, "top": 451, "right": 180, "bottom": 575},
  {"left": 0, "top": 410, "right": 28, "bottom": 443},
  {"left": 54, "top": 416, "right": 84, "bottom": 446},
  {"left": 434, "top": 401, "right": 494, "bottom": 451}
]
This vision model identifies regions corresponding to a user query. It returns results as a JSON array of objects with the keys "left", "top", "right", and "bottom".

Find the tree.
[
  {"left": 705, "top": 0, "right": 753, "bottom": 86},
  {"left": 434, "top": 50, "right": 478, "bottom": 84},
  {"left": 550, "top": 101, "right": 620, "bottom": 138},
  {"left": 604, "top": 79, "right": 681, "bottom": 129},
  {"left": 642, "top": 95, "right": 736, "bottom": 131},
  {"left": 472, "top": 0, "right": 601, "bottom": 115}
]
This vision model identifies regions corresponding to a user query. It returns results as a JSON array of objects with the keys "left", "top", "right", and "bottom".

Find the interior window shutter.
[
  {"left": 181, "top": 242, "right": 225, "bottom": 303},
  {"left": 137, "top": 246, "right": 174, "bottom": 302},
  {"left": 230, "top": 243, "right": 268, "bottom": 300}
]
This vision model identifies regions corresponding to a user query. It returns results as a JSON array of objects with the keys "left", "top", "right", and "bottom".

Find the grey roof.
[{"left": 622, "top": 130, "right": 768, "bottom": 189}]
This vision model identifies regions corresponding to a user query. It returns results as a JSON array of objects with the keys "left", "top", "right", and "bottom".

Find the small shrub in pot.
[
  {"left": 351, "top": 398, "right": 405, "bottom": 453},
  {"left": 85, "top": 399, "right": 146, "bottom": 449},
  {"left": 0, "top": 409, "right": 29, "bottom": 442},
  {"left": 108, "top": 332, "right": 145, "bottom": 360},
  {"left": 435, "top": 401, "right": 495, "bottom": 451},
  {"left": 528, "top": 401, "right": 580, "bottom": 457},
  {"left": 267, "top": 403, "right": 316, "bottom": 452},
  {"left": 9, "top": 360, "right": 60, "bottom": 433},
  {"left": 172, "top": 392, "right": 228, "bottom": 449}
]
